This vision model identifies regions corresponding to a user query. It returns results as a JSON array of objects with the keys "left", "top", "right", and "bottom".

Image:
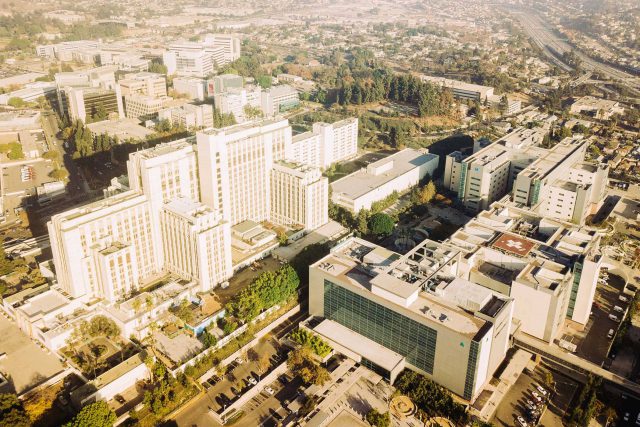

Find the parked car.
[
  {"left": 264, "top": 386, "right": 275, "bottom": 395},
  {"left": 235, "top": 357, "right": 244, "bottom": 364},
  {"left": 248, "top": 377, "right": 257, "bottom": 386},
  {"left": 613, "top": 305, "right": 624, "bottom": 313},
  {"left": 114, "top": 395, "right": 126, "bottom": 404},
  {"left": 531, "top": 391, "right": 543, "bottom": 402},
  {"left": 609, "top": 314, "right": 620, "bottom": 322},
  {"left": 624, "top": 412, "right": 630, "bottom": 422},
  {"left": 516, "top": 415, "right": 528, "bottom": 427},
  {"left": 607, "top": 329, "right": 615, "bottom": 339},
  {"left": 535, "top": 384, "right": 548, "bottom": 396},
  {"left": 619, "top": 295, "right": 630, "bottom": 302}
]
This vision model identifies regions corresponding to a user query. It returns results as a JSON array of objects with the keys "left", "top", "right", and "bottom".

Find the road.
[
  {"left": 40, "top": 112, "right": 88, "bottom": 195},
  {"left": 508, "top": 7, "right": 640, "bottom": 94}
]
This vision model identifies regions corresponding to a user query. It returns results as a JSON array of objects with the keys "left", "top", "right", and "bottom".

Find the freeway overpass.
[{"left": 506, "top": 7, "right": 640, "bottom": 95}]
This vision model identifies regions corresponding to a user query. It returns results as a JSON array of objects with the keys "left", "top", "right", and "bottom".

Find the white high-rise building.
[
  {"left": 270, "top": 161, "right": 328, "bottom": 231},
  {"left": 161, "top": 197, "right": 232, "bottom": 292},
  {"left": 163, "top": 35, "right": 240, "bottom": 77},
  {"left": 48, "top": 190, "right": 160, "bottom": 302},
  {"left": 197, "top": 119, "right": 292, "bottom": 225},
  {"left": 288, "top": 118, "right": 358, "bottom": 169},
  {"left": 119, "top": 72, "right": 167, "bottom": 98}
]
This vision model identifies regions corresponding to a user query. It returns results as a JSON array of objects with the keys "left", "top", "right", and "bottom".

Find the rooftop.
[
  {"left": 86, "top": 118, "right": 154, "bottom": 141},
  {"left": 331, "top": 149, "right": 438, "bottom": 200},
  {"left": 314, "top": 319, "right": 405, "bottom": 373}
]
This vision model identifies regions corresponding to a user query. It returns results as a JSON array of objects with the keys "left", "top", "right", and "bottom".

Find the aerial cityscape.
[{"left": 0, "top": 0, "right": 638, "bottom": 426}]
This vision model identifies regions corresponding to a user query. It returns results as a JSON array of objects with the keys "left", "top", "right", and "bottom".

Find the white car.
[
  {"left": 619, "top": 295, "right": 630, "bottom": 302},
  {"left": 624, "top": 412, "right": 630, "bottom": 422},
  {"left": 613, "top": 305, "right": 624, "bottom": 313},
  {"left": 609, "top": 314, "right": 620, "bottom": 322},
  {"left": 248, "top": 377, "right": 257, "bottom": 386},
  {"left": 235, "top": 357, "right": 244, "bottom": 364},
  {"left": 516, "top": 415, "right": 528, "bottom": 427},
  {"left": 264, "top": 386, "right": 275, "bottom": 395},
  {"left": 531, "top": 391, "right": 543, "bottom": 402},
  {"left": 535, "top": 385, "right": 548, "bottom": 396}
]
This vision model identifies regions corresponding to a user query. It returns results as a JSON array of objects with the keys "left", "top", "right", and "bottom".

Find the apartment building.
[
  {"left": 119, "top": 72, "right": 167, "bottom": 98},
  {"left": 158, "top": 103, "right": 214, "bottom": 129},
  {"left": 172, "top": 77, "right": 207, "bottom": 101},
  {"left": 197, "top": 119, "right": 292, "bottom": 225},
  {"left": 331, "top": 149, "right": 439, "bottom": 213},
  {"left": 261, "top": 85, "right": 300, "bottom": 116},
  {"left": 213, "top": 86, "right": 262, "bottom": 123},
  {"left": 163, "top": 35, "right": 240, "bottom": 77},
  {"left": 161, "top": 197, "right": 232, "bottom": 291},
  {"left": 55, "top": 66, "right": 124, "bottom": 122},
  {"left": 309, "top": 237, "right": 513, "bottom": 401},
  {"left": 124, "top": 95, "right": 173, "bottom": 121},
  {"left": 270, "top": 161, "right": 328, "bottom": 231},
  {"left": 288, "top": 118, "right": 359, "bottom": 169}
]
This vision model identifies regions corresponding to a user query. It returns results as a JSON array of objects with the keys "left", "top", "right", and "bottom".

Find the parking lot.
[
  {"left": 570, "top": 272, "right": 629, "bottom": 365},
  {"left": 492, "top": 365, "right": 578, "bottom": 427},
  {"left": 202, "top": 337, "right": 285, "bottom": 413}
]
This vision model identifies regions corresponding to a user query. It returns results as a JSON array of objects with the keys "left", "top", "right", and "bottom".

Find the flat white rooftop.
[{"left": 331, "top": 149, "right": 438, "bottom": 200}]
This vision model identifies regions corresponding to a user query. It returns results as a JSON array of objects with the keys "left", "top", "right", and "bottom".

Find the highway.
[{"left": 508, "top": 7, "right": 640, "bottom": 94}]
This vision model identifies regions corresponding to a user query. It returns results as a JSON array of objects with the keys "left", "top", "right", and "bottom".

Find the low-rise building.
[
  {"left": 261, "top": 85, "right": 300, "bottom": 116},
  {"left": 172, "top": 77, "right": 207, "bottom": 101},
  {"left": 331, "top": 149, "right": 438, "bottom": 213},
  {"left": 158, "top": 103, "right": 214, "bottom": 129},
  {"left": 569, "top": 96, "right": 624, "bottom": 120}
]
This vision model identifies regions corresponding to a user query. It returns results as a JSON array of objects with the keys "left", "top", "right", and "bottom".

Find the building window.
[{"left": 323, "top": 280, "right": 437, "bottom": 375}]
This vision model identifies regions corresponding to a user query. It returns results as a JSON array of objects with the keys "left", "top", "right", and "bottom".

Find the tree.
[
  {"left": 174, "top": 299, "right": 194, "bottom": 324},
  {"left": 366, "top": 409, "right": 391, "bottom": 427},
  {"left": 49, "top": 168, "right": 69, "bottom": 181},
  {"left": 7, "top": 97, "right": 26, "bottom": 108},
  {"left": 201, "top": 330, "right": 217, "bottom": 348},
  {"left": 369, "top": 213, "right": 394, "bottom": 236},
  {"left": 256, "top": 75, "right": 272, "bottom": 89},
  {"left": 287, "top": 347, "right": 330, "bottom": 386},
  {"left": 42, "top": 150, "right": 61, "bottom": 161},
  {"left": 603, "top": 406, "right": 617, "bottom": 427},
  {"left": 148, "top": 61, "right": 168, "bottom": 75},
  {"left": 356, "top": 209, "right": 370, "bottom": 235},
  {"left": 415, "top": 181, "right": 436, "bottom": 204},
  {"left": 0, "top": 393, "right": 30, "bottom": 427},
  {"left": 257, "top": 353, "right": 271, "bottom": 380},
  {"left": 65, "top": 401, "right": 115, "bottom": 427}
]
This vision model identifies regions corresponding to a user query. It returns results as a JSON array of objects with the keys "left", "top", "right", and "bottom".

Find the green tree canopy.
[
  {"left": 369, "top": 212, "right": 395, "bottom": 236},
  {"left": 65, "top": 401, "right": 115, "bottom": 427}
]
